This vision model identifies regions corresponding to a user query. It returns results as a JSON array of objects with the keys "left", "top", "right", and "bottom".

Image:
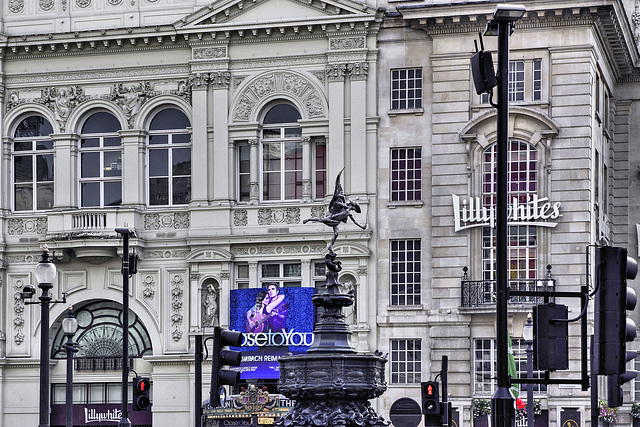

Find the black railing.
[
  {"left": 75, "top": 357, "right": 134, "bottom": 371},
  {"left": 460, "top": 266, "right": 556, "bottom": 308}
]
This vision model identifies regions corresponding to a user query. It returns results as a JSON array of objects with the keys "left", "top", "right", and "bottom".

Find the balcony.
[{"left": 461, "top": 266, "right": 556, "bottom": 308}]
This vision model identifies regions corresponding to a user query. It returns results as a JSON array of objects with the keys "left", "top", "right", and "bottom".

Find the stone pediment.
[{"left": 176, "top": 0, "right": 376, "bottom": 30}]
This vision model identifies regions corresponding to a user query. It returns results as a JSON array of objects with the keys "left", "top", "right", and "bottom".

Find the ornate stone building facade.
[
  {"left": 0, "top": 1, "right": 381, "bottom": 425},
  {"left": 376, "top": 0, "right": 640, "bottom": 425}
]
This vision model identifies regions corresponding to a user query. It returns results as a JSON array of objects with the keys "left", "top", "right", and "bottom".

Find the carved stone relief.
[
  {"left": 144, "top": 250, "right": 190, "bottom": 259},
  {"left": 326, "top": 64, "right": 346, "bottom": 82},
  {"left": 76, "top": 0, "right": 91, "bottom": 8},
  {"left": 193, "top": 47, "right": 227, "bottom": 60},
  {"left": 234, "top": 210, "right": 248, "bottom": 226},
  {"left": 39, "top": 0, "right": 55, "bottom": 11},
  {"left": 233, "top": 72, "right": 325, "bottom": 121},
  {"left": 329, "top": 37, "right": 365, "bottom": 50},
  {"left": 141, "top": 274, "right": 155, "bottom": 299},
  {"left": 7, "top": 218, "right": 48, "bottom": 235},
  {"left": 7, "top": 81, "right": 192, "bottom": 129},
  {"left": 257, "top": 207, "right": 300, "bottom": 225},
  {"left": 210, "top": 71, "right": 231, "bottom": 89},
  {"left": 9, "top": 0, "right": 24, "bottom": 13},
  {"left": 144, "top": 212, "right": 190, "bottom": 230},
  {"left": 170, "top": 274, "right": 184, "bottom": 341},
  {"left": 12, "top": 279, "right": 26, "bottom": 345},
  {"left": 347, "top": 62, "right": 369, "bottom": 81}
]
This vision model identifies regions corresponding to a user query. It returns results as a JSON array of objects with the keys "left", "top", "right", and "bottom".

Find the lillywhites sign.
[
  {"left": 84, "top": 407, "right": 121, "bottom": 423},
  {"left": 452, "top": 194, "right": 561, "bottom": 232}
]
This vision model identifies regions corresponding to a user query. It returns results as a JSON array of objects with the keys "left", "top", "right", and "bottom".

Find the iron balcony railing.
[
  {"left": 460, "top": 266, "right": 556, "bottom": 308},
  {"left": 74, "top": 357, "right": 134, "bottom": 371}
]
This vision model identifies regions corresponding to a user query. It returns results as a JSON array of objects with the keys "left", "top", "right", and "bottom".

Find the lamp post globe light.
[
  {"left": 35, "top": 245, "right": 58, "bottom": 427},
  {"left": 62, "top": 307, "right": 79, "bottom": 427},
  {"left": 522, "top": 314, "right": 534, "bottom": 427}
]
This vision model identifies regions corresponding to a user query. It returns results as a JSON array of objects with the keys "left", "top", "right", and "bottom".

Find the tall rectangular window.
[
  {"left": 314, "top": 141, "right": 327, "bottom": 199},
  {"left": 238, "top": 143, "right": 251, "bottom": 202},
  {"left": 13, "top": 126, "right": 54, "bottom": 211},
  {"left": 391, "top": 148, "right": 422, "bottom": 202},
  {"left": 511, "top": 339, "right": 547, "bottom": 395},
  {"left": 390, "top": 339, "right": 421, "bottom": 384},
  {"left": 509, "top": 60, "right": 525, "bottom": 102},
  {"left": 391, "top": 68, "right": 423, "bottom": 110},
  {"left": 261, "top": 262, "right": 302, "bottom": 287},
  {"left": 390, "top": 239, "right": 421, "bottom": 306},
  {"left": 474, "top": 339, "right": 496, "bottom": 395},
  {"left": 532, "top": 59, "right": 542, "bottom": 101}
]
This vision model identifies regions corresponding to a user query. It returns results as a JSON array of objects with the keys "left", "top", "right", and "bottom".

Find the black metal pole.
[
  {"left": 442, "top": 355, "right": 449, "bottom": 427},
  {"left": 526, "top": 341, "right": 533, "bottom": 427},
  {"left": 117, "top": 228, "right": 132, "bottom": 427},
  {"left": 39, "top": 282, "right": 52, "bottom": 427},
  {"left": 195, "top": 334, "right": 203, "bottom": 427},
  {"left": 591, "top": 335, "right": 598, "bottom": 427},
  {"left": 491, "top": 18, "right": 515, "bottom": 427},
  {"left": 66, "top": 334, "right": 74, "bottom": 427}
]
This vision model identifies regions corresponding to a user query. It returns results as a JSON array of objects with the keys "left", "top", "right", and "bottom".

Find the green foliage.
[
  {"left": 472, "top": 399, "right": 491, "bottom": 418},
  {"left": 598, "top": 399, "right": 618, "bottom": 424}
]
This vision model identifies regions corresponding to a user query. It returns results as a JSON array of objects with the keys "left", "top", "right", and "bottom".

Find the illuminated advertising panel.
[{"left": 229, "top": 287, "right": 315, "bottom": 380}]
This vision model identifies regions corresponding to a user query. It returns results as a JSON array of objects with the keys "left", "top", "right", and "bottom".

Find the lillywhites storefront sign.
[
  {"left": 84, "top": 407, "right": 121, "bottom": 423},
  {"left": 452, "top": 194, "right": 562, "bottom": 232}
]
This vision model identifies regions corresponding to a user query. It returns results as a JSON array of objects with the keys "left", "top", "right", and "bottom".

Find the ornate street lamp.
[
  {"left": 22, "top": 245, "right": 60, "bottom": 427},
  {"left": 62, "top": 307, "right": 79, "bottom": 427},
  {"left": 522, "top": 314, "right": 534, "bottom": 427}
]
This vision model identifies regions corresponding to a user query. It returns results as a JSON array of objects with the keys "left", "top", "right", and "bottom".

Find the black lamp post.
[
  {"left": 24, "top": 245, "right": 59, "bottom": 427},
  {"left": 522, "top": 314, "right": 534, "bottom": 427},
  {"left": 115, "top": 227, "right": 136, "bottom": 427},
  {"left": 485, "top": 4, "right": 526, "bottom": 427},
  {"left": 61, "top": 307, "right": 79, "bottom": 427}
]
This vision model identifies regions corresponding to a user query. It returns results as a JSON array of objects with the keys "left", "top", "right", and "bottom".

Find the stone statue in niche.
[
  {"left": 303, "top": 169, "right": 367, "bottom": 253},
  {"left": 202, "top": 283, "right": 219, "bottom": 328},
  {"left": 340, "top": 277, "right": 357, "bottom": 325}
]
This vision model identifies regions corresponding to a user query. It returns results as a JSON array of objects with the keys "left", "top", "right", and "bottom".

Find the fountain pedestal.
[{"left": 276, "top": 252, "right": 389, "bottom": 427}]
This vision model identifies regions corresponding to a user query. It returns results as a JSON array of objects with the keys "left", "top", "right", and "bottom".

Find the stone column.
[
  {"left": 348, "top": 62, "right": 368, "bottom": 195},
  {"left": 50, "top": 133, "right": 79, "bottom": 209},
  {"left": 249, "top": 139, "right": 259, "bottom": 203},
  {"left": 119, "top": 129, "right": 146, "bottom": 208},
  {"left": 211, "top": 71, "right": 231, "bottom": 205},
  {"left": 326, "top": 64, "right": 346, "bottom": 184},
  {"left": 249, "top": 262, "right": 259, "bottom": 288},
  {"left": 190, "top": 73, "right": 209, "bottom": 205}
]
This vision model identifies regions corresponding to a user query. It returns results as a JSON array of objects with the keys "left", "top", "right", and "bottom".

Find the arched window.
[
  {"left": 261, "top": 104, "right": 303, "bottom": 201},
  {"left": 12, "top": 116, "right": 54, "bottom": 211},
  {"left": 51, "top": 301, "right": 152, "bottom": 369},
  {"left": 147, "top": 108, "right": 191, "bottom": 206},
  {"left": 79, "top": 112, "right": 122, "bottom": 207},
  {"left": 481, "top": 140, "right": 538, "bottom": 280}
]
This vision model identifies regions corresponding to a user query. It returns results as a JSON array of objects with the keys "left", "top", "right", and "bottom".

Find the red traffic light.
[
  {"left": 426, "top": 384, "right": 434, "bottom": 396},
  {"left": 135, "top": 378, "right": 150, "bottom": 392}
]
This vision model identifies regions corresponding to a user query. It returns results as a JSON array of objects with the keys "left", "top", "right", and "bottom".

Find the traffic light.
[
  {"left": 421, "top": 381, "right": 440, "bottom": 415},
  {"left": 533, "top": 303, "right": 568, "bottom": 371},
  {"left": 210, "top": 327, "right": 242, "bottom": 408},
  {"left": 594, "top": 246, "right": 638, "bottom": 377},
  {"left": 132, "top": 377, "right": 151, "bottom": 411}
]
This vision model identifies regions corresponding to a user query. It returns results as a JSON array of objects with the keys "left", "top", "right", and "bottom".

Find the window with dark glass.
[
  {"left": 391, "top": 68, "right": 423, "bottom": 110},
  {"left": 261, "top": 104, "right": 303, "bottom": 201},
  {"left": 391, "top": 147, "right": 422, "bottom": 202},
  {"left": 390, "top": 239, "right": 421, "bottom": 306},
  {"left": 390, "top": 338, "right": 421, "bottom": 384},
  {"left": 79, "top": 112, "right": 122, "bottom": 207},
  {"left": 13, "top": 116, "right": 54, "bottom": 211},
  {"left": 148, "top": 108, "right": 192, "bottom": 206}
]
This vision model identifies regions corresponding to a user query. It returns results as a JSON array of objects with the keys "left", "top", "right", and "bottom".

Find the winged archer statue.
[{"left": 303, "top": 169, "right": 366, "bottom": 253}]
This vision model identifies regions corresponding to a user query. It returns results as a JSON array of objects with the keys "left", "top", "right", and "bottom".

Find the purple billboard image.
[{"left": 229, "top": 287, "right": 315, "bottom": 380}]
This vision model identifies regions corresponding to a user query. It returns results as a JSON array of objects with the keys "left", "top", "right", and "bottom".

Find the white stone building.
[
  {"left": 376, "top": 0, "right": 640, "bottom": 425},
  {"left": 0, "top": 1, "right": 382, "bottom": 426}
]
